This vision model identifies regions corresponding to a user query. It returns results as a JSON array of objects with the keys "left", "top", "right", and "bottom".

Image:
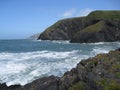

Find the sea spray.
[{"left": 0, "top": 40, "right": 119, "bottom": 86}]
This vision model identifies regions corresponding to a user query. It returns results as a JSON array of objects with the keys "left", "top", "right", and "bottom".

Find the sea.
[{"left": 0, "top": 39, "right": 120, "bottom": 86}]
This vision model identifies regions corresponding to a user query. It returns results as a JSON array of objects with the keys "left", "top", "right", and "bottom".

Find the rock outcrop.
[
  {"left": 38, "top": 10, "right": 120, "bottom": 43},
  {"left": 28, "top": 33, "right": 40, "bottom": 40},
  {"left": 1, "top": 48, "right": 120, "bottom": 90},
  {"left": 71, "top": 20, "right": 117, "bottom": 43},
  {"left": 38, "top": 17, "right": 86, "bottom": 40}
]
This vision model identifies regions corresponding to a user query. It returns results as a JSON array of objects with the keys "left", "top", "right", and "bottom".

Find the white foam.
[
  {"left": 0, "top": 50, "right": 78, "bottom": 61},
  {"left": 83, "top": 41, "right": 120, "bottom": 45},
  {"left": 90, "top": 42, "right": 105, "bottom": 45},
  {"left": 0, "top": 50, "right": 82, "bottom": 86},
  {"left": 91, "top": 47, "right": 110, "bottom": 56},
  {"left": 82, "top": 42, "right": 105, "bottom": 45},
  {"left": 36, "top": 40, "right": 70, "bottom": 44},
  {"left": 0, "top": 41, "right": 119, "bottom": 86},
  {"left": 51, "top": 40, "right": 70, "bottom": 44}
]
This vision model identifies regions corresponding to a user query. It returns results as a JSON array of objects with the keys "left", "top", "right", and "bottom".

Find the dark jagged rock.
[
  {"left": 0, "top": 76, "right": 59, "bottom": 90},
  {"left": 1, "top": 49, "right": 120, "bottom": 90},
  {"left": 59, "top": 50, "right": 120, "bottom": 90},
  {"left": 0, "top": 83, "right": 21, "bottom": 90},
  {"left": 38, "top": 10, "right": 120, "bottom": 43},
  {"left": 22, "top": 76, "right": 59, "bottom": 90},
  {"left": 116, "top": 48, "right": 120, "bottom": 51}
]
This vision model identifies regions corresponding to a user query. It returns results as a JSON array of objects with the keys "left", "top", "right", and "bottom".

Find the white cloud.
[
  {"left": 61, "top": 8, "right": 93, "bottom": 18},
  {"left": 77, "top": 8, "right": 93, "bottom": 17},
  {"left": 62, "top": 8, "right": 76, "bottom": 18}
]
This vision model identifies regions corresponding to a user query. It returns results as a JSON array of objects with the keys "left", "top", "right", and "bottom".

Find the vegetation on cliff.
[
  {"left": 86, "top": 10, "right": 120, "bottom": 20},
  {"left": 38, "top": 10, "right": 120, "bottom": 43},
  {"left": 39, "top": 17, "right": 85, "bottom": 40},
  {"left": 59, "top": 49, "right": 120, "bottom": 90}
]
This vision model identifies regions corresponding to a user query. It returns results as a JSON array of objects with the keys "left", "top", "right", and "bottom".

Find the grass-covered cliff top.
[
  {"left": 57, "top": 10, "right": 120, "bottom": 22},
  {"left": 44, "top": 10, "right": 120, "bottom": 33},
  {"left": 87, "top": 10, "right": 120, "bottom": 20}
]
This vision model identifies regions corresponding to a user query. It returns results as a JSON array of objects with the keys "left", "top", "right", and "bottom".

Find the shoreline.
[{"left": 0, "top": 48, "right": 120, "bottom": 90}]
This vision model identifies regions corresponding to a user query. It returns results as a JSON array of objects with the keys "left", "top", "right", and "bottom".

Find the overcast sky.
[{"left": 0, "top": 0, "right": 120, "bottom": 39}]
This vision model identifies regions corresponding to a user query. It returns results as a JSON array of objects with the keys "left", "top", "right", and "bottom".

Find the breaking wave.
[{"left": 0, "top": 40, "right": 119, "bottom": 86}]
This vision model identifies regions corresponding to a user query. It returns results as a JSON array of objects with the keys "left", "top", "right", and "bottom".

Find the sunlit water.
[{"left": 0, "top": 39, "right": 119, "bottom": 86}]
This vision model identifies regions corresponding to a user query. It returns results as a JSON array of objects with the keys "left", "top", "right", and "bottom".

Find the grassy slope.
[
  {"left": 42, "top": 10, "right": 120, "bottom": 34},
  {"left": 86, "top": 10, "right": 120, "bottom": 20},
  {"left": 44, "top": 17, "right": 84, "bottom": 33},
  {"left": 80, "top": 21, "right": 105, "bottom": 33}
]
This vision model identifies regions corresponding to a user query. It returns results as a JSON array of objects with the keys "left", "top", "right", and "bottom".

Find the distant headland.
[{"left": 37, "top": 10, "right": 120, "bottom": 43}]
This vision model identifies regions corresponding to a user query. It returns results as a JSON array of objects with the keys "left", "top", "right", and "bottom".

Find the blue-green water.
[{"left": 0, "top": 39, "right": 120, "bottom": 86}]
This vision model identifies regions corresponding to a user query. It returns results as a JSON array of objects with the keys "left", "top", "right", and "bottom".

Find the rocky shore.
[
  {"left": 0, "top": 48, "right": 120, "bottom": 90},
  {"left": 1, "top": 10, "right": 120, "bottom": 90}
]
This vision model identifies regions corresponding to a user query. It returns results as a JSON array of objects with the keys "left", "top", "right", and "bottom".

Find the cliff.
[
  {"left": 28, "top": 33, "right": 40, "bottom": 40},
  {"left": 38, "top": 10, "right": 120, "bottom": 43},
  {"left": 0, "top": 48, "right": 120, "bottom": 90},
  {"left": 38, "top": 17, "right": 85, "bottom": 40}
]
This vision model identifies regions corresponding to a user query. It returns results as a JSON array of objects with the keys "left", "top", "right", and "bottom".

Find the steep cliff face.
[
  {"left": 38, "top": 11, "right": 120, "bottom": 43},
  {"left": 38, "top": 17, "right": 86, "bottom": 40},
  {"left": 1, "top": 49, "right": 120, "bottom": 90},
  {"left": 70, "top": 20, "right": 117, "bottom": 43}
]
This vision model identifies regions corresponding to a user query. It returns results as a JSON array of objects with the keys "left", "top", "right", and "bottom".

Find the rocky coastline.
[
  {"left": 0, "top": 48, "right": 120, "bottom": 90},
  {"left": 38, "top": 11, "right": 120, "bottom": 43},
  {"left": 0, "top": 10, "right": 120, "bottom": 90}
]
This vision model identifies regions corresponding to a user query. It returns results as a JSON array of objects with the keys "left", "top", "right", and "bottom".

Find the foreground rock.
[
  {"left": 38, "top": 10, "right": 120, "bottom": 43},
  {"left": 0, "top": 76, "right": 59, "bottom": 90},
  {"left": 59, "top": 49, "right": 120, "bottom": 90},
  {"left": 0, "top": 48, "right": 120, "bottom": 90}
]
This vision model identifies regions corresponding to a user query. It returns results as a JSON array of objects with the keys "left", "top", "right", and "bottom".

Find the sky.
[{"left": 0, "top": 0, "right": 120, "bottom": 39}]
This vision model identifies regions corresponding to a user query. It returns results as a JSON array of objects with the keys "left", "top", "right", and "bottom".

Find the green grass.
[
  {"left": 81, "top": 21, "right": 105, "bottom": 33},
  {"left": 87, "top": 10, "right": 120, "bottom": 20},
  {"left": 115, "top": 72, "right": 120, "bottom": 78},
  {"left": 75, "top": 20, "right": 105, "bottom": 34},
  {"left": 69, "top": 81, "right": 85, "bottom": 90},
  {"left": 112, "top": 64, "right": 120, "bottom": 69},
  {"left": 96, "top": 78, "right": 120, "bottom": 90}
]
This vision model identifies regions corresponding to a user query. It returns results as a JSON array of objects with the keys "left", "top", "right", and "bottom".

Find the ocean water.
[{"left": 0, "top": 39, "right": 120, "bottom": 86}]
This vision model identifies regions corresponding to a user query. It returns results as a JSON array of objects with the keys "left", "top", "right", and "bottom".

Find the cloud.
[
  {"left": 77, "top": 8, "right": 93, "bottom": 17},
  {"left": 62, "top": 8, "right": 76, "bottom": 18},
  {"left": 61, "top": 8, "right": 93, "bottom": 18}
]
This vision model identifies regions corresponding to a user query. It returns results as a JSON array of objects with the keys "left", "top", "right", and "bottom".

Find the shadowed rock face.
[
  {"left": 0, "top": 83, "right": 21, "bottom": 90},
  {"left": 0, "top": 76, "right": 60, "bottom": 90},
  {"left": 70, "top": 20, "right": 118, "bottom": 43},
  {"left": 38, "top": 11, "right": 120, "bottom": 43},
  {"left": 1, "top": 48, "right": 120, "bottom": 90},
  {"left": 38, "top": 17, "right": 86, "bottom": 40}
]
